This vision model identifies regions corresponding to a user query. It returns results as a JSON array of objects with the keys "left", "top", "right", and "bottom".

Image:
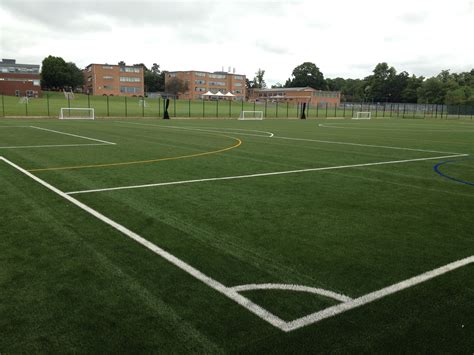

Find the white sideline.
[
  {"left": 230, "top": 283, "right": 352, "bottom": 303},
  {"left": 66, "top": 153, "right": 468, "bottom": 195},
  {"left": 118, "top": 121, "right": 275, "bottom": 137},
  {"left": 0, "top": 143, "right": 114, "bottom": 150},
  {"left": 2, "top": 155, "right": 473, "bottom": 332},
  {"left": 29, "top": 126, "right": 116, "bottom": 145},
  {"left": 272, "top": 135, "right": 462, "bottom": 155},
  {"left": 0, "top": 156, "right": 286, "bottom": 331},
  {"left": 283, "top": 255, "right": 474, "bottom": 332}
]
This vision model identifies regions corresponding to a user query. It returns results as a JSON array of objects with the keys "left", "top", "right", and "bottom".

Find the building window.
[
  {"left": 168, "top": 73, "right": 176, "bottom": 78},
  {"left": 102, "top": 66, "right": 113, "bottom": 70},
  {"left": 87, "top": 77, "right": 92, "bottom": 82},
  {"left": 234, "top": 75, "right": 243, "bottom": 80},
  {"left": 15, "top": 90, "right": 20, "bottom": 97},
  {"left": 120, "top": 86, "right": 141, "bottom": 93},
  {"left": 120, "top": 76, "right": 141, "bottom": 82},
  {"left": 234, "top": 82, "right": 242, "bottom": 87},
  {"left": 103, "top": 76, "right": 114, "bottom": 80},
  {"left": 209, "top": 81, "right": 226, "bottom": 86},
  {"left": 33, "top": 80, "right": 40, "bottom": 86},
  {"left": 209, "top": 74, "right": 226, "bottom": 79},
  {"left": 119, "top": 67, "right": 140, "bottom": 73},
  {"left": 233, "top": 90, "right": 242, "bottom": 94},
  {"left": 195, "top": 72, "right": 206, "bottom": 77},
  {"left": 195, "top": 80, "right": 206, "bottom": 85},
  {"left": 103, "top": 85, "right": 114, "bottom": 90},
  {"left": 194, "top": 87, "right": 207, "bottom": 92}
]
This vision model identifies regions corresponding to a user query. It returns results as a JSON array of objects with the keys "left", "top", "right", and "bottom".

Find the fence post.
[
  {"left": 173, "top": 98, "right": 176, "bottom": 117},
  {"left": 375, "top": 104, "right": 378, "bottom": 118},
  {"left": 189, "top": 99, "right": 191, "bottom": 118},
  {"left": 67, "top": 95, "right": 71, "bottom": 110},
  {"left": 46, "top": 93, "right": 50, "bottom": 116},
  {"left": 264, "top": 100, "right": 267, "bottom": 118},
  {"left": 228, "top": 100, "right": 231, "bottom": 118},
  {"left": 276, "top": 102, "right": 279, "bottom": 118},
  {"left": 125, "top": 96, "right": 128, "bottom": 117},
  {"left": 325, "top": 102, "right": 328, "bottom": 118},
  {"left": 202, "top": 99, "right": 205, "bottom": 117},
  {"left": 25, "top": 97, "right": 28, "bottom": 116},
  {"left": 457, "top": 105, "right": 461, "bottom": 118},
  {"left": 435, "top": 104, "right": 438, "bottom": 118},
  {"left": 286, "top": 102, "right": 289, "bottom": 118},
  {"left": 296, "top": 102, "right": 299, "bottom": 118},
  {"left": 343, "top": 103, "right": 346, "bottom": 117},
  {"left": 402, "top": 104, "right": 406, "bottom": 118},
  {"left": 351, "top": 104, "right": 354, "bottom": 118},
  {"left": 87, "top": 93, "right": 90, "bottom": 108},
  {"left": 241, "top": 100, "right": 244, "bottom": 116},
  {"left": 334, "top": 103, "right": 337, "bottom": 118},
  {"left": 216, "top": 99, "right": 219, "bottom": 117},
  {"left": 253, "top": 101, "right": 256, "bottom": 112},
  {"left": 157, "top": 97, "right": 160, "bottom": 117}
]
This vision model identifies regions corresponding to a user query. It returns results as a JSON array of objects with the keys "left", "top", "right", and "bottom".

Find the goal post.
[
  {"left": 239, "top": 111, "right": 264, "bottom": 120},
  {"left": 59, "top": 108, "right": 95, "bottom": 120},
  {"left": 353, "top": 111, "right": 371, "bottom": 119}
]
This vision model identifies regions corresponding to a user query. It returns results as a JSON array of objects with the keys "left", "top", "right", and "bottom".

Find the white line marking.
[
  {"left": 0, "top": 143, "right": 113, "bottom": 149},
  {"left": 118, "top": 121, "right": 275, "bottom": 137},
  {"left": 66, "top": 153, "right": 468, "bottom": 195},
  {"left": 318, "top": 123, "right": 474, "bottom": 133},
  {"left": 231, "top": 283, "right": 352, "bottom": 302},
  {"left": 273, "top": 134, "right": 462, "bottom": 155},
  {"left": 29, "top": 126, "right": 116, "bottom": 145},
  {"left": 0, "top": 125, "right": 33, "bottom": 128},
  {"left": 0, "top": 156, "right": 287, "bottom": 331},
  {"left": 283, "top": 255, "right": 474, "bottom": 332}
]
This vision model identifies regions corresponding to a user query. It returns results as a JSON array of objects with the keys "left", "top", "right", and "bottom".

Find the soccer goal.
[
  {"left": 353, "top": 111, "right": 371, "bottom": 119},
  {"left": 239, "top": 111, "right": 264, "bottom": 120},
  {"left": 59, "top": 108, "right": 95, "bottom": 120}
]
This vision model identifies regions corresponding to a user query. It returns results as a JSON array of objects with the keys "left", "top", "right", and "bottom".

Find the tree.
[
  {"left": 417, "top": 77, "right": 447, "bottom": 104},
  {"left": 285, "top": 62, "right": 326, "bottom": 89},
  {"left": 253, "top": 68, "right": 266, "bottom": 89},
  {"left": 165, "top": 77, "right": 189, "bottom": 97},
  {"left": 364, "top": 62, "right": 398, "bottom": 102},
  {"left": 118, "top": 60, "right": 126, "bottom": 66},
  {"left": 400, "top": 75, "right": 424, "bottom": 103},
  {"left": 41, "top": 55, "right": 83, "bottom": 90},
  {"left": 271, "top": 82, "right": 283, "bottom": 88},
  {"left": 65, "top": 62, "right": 84, "bottom": 89}
]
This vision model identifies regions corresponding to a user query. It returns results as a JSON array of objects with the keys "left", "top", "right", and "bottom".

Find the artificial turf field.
[{"left": 0, "top": 117, "right": 473, "bottom": 352}]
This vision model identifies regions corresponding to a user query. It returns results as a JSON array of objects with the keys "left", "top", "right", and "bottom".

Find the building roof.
[
  {"left": 167, "top": 70, "right": 246, "bottom": 77},
  {"left": 0, "top": 59, "right": 40, "bottom": 74}
]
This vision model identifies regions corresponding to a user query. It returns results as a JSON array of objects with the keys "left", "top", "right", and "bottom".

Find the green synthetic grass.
[{"left": 0, "top": 117, "right": 473, "bottom": 352}]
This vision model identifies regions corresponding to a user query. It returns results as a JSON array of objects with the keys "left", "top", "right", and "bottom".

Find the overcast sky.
[{"left": 1, "top": 0, "right": 473, "bottom": 85}]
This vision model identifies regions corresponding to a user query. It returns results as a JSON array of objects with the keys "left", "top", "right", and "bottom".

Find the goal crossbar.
[
  {"left": 353, "top": 111, "right": 371, "bottom": 119},
  {"left": 60, "top": 108, "right": 95, "bottom": 120},
  {"left": 239, "top": 111, "right": 264, "bottom": 120}
]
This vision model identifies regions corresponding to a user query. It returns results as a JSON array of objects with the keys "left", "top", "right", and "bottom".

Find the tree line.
[
  {"left": 265, "top": 61, "right": 473, "bottom": 105},
  {"left": 40, "top": 55, "right": 473, "bottom": 105}
]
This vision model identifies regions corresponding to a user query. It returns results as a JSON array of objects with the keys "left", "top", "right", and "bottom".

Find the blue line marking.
[{"left": 433, "top": 157, "right": 474, "bottom": 186}]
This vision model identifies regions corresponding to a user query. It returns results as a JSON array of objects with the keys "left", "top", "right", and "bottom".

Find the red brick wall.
[
  {"left": 0, "top": 73, "right": 42, "bottom": 97},
  {"left": 83, "top": 64, "right": 144, "bottom": 97}
]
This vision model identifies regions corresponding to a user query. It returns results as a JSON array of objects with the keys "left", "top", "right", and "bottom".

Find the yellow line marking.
[{"left": 28, "top": 134, "right": 242, "bottom": 172}]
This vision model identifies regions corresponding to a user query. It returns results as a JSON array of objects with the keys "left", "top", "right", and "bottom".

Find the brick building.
[
  {"left": 0, "top": 59, "right": 42, "bottom": 97},
  {"left": 165, "top": 70, "right": 246, "bottom": 100},
  {"left": 248, "top": 87, "right": 341, "bottom": 106},
  {"left": 83, "top": 64, "right": 144, "bottom": 96}
]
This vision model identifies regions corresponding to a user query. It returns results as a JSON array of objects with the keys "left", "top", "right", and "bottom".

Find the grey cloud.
[{"left": 256, "top": 40, "right": 290, "bottom": 55}]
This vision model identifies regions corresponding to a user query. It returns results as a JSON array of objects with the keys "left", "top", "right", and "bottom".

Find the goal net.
[
  {"left": 59, "top": 108, "right": 95, "bottom": 120},
  {"left": 353, "top": 111, "right": 371, "bottom": 119},
  {"left": 239, "top": 111, "right": 263, "bottom": 120}
]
